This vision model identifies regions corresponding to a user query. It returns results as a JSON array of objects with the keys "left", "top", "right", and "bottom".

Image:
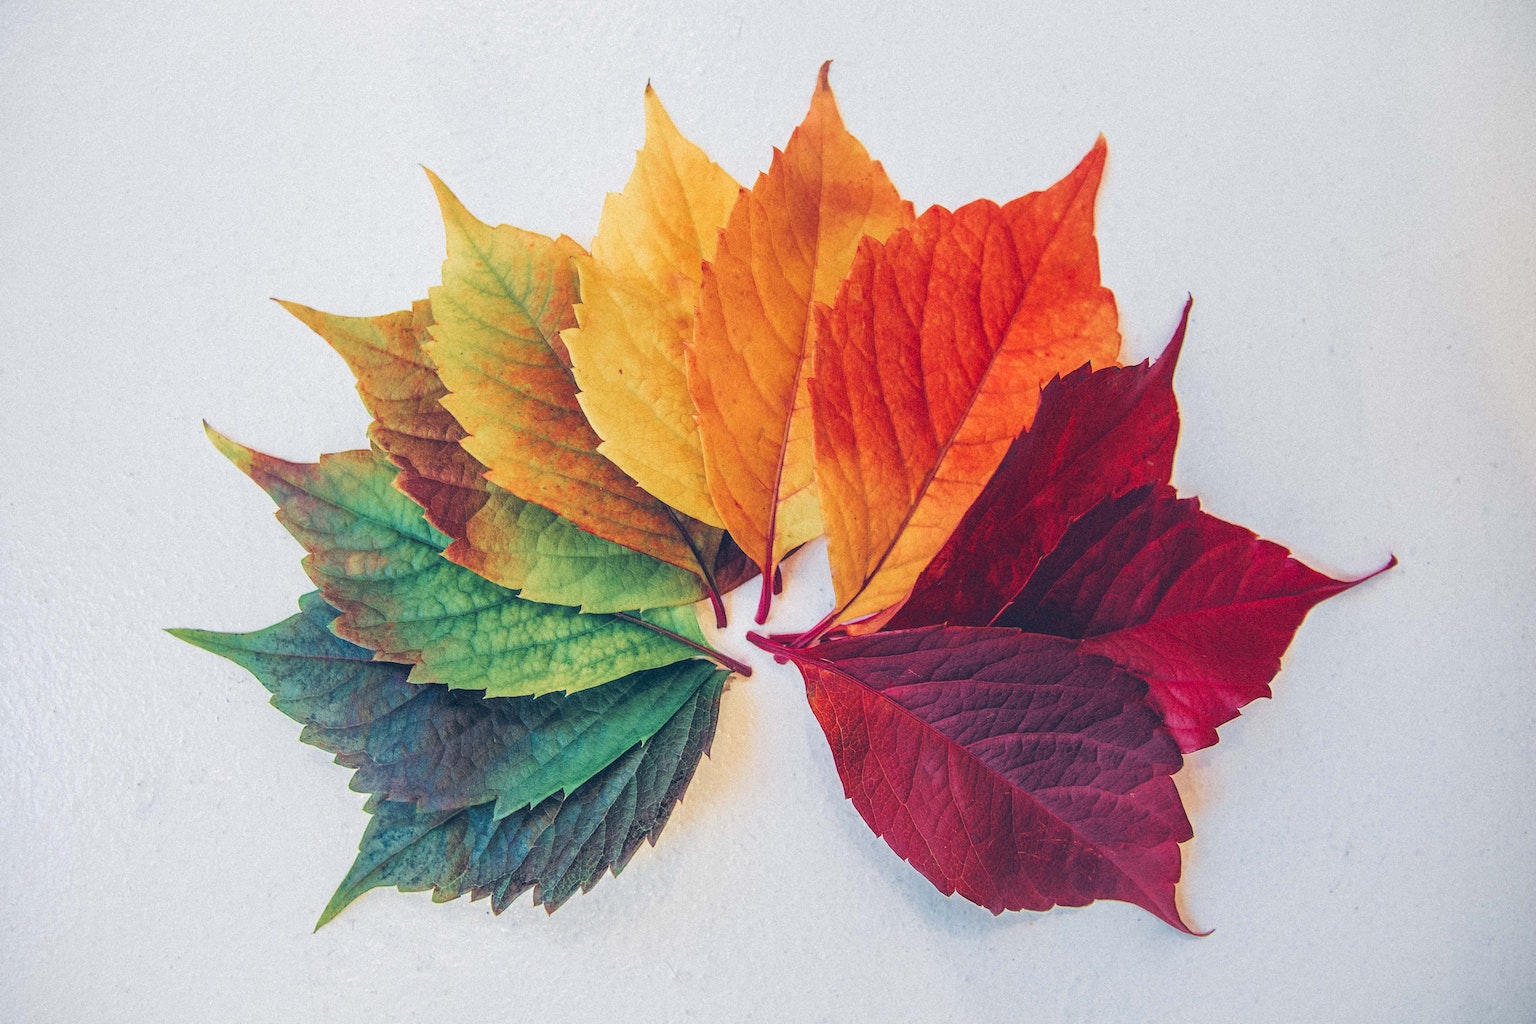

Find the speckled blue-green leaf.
[{"left": 172, "top": 594, "right": 728, "bottom": 923}]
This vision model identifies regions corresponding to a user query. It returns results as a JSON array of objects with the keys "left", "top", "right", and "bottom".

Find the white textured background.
[{"left": 2, "top": 2, "right": 1532, "bottom": 1021}]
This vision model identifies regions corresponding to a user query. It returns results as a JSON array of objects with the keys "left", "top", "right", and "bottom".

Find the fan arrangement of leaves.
[{"left": 172, "top": 65, "right": 1388, "bottom": 933}]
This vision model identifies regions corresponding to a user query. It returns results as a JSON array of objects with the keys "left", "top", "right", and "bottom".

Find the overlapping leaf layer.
[
  {"left": 174, "top": 69, "right": 1385, "bottom": 930},
  {"left": 173, "top": 594, "right": 725, "bottom": 920}
]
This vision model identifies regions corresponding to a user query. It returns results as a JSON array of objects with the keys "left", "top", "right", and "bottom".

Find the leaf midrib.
[{"left": 836, "top": 170, "right": 1096, "bottom": 625}]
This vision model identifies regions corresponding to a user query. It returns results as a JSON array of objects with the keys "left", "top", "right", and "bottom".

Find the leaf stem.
[
  {"left": 745, "top": 631, "right": 795, "bottom": 664},
  {"left": 616, "top": 613, "right": 752, "bottom": 678},
  {"left": 664, "top": 505, "right": 728, "bottom": 628},
  {"left": 763, "top": 607, "right": 839, "bottom": 649},
  {"left": 754, "top": 568, "right": 774, "bottom": 625}
]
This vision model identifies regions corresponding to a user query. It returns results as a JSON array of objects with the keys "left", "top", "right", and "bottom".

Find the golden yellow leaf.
[{"left": 563, "top": 86, "right": 741, "bottom": 528}]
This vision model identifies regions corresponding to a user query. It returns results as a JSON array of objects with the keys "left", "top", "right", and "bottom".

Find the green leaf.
[
  {"left": 466, "top": 496, "right": 711, "bottom": 613},
  {"left": 170, "top": 590, "right": 418, "bottom": 733},
  {"left": 335, "top": 657, "right": 724, "bottom": 820},
  {"left": 171, "top": 593, "right": 727, "bottom": 923},
  {"left": 320, "top": 671, "right": 724, "bottom": 924},
  {"left": 205, "top": 426, "right": 723, "bottom": 696}
]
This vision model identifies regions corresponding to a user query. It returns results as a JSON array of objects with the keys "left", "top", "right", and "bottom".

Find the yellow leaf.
[
  {"left": 687, "top": 63, "right": 914, "bottom": 621},
  {"left": 563, "top": 86, "right": 741, "bottom": 529}
]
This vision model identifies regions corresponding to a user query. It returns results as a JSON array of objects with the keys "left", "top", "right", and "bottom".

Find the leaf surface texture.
[
  {"left": 812, "top": 139, "right": 1121, "bottom": 628},
  {"left": 564, "top": 86, "right": 741, "bottom": 527},
  {"left": 689, "top": 64, "right": 914, "bottom": 619}
]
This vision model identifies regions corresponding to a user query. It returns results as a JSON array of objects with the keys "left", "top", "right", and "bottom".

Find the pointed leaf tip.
[
  {"left": 423, "top": 167, "right": 474, "bottom": 241},
  {"left": 273, "top": 297, "right": 322, "bottom": 329},
  {"left": 165, "top": 626, "right": 212, "bottom": 650},
  {"left": 201, "top": 423, "right": 252, "bottom": 473},
  {"left": 1149, "top": 295, "right": 1192, "bottom": 376},
  {"left": 1369, "top": 554, "right": 1399, "bottom": 579},
  {"left": 315, "top": 890, "right": 351, "bottom": 931}
]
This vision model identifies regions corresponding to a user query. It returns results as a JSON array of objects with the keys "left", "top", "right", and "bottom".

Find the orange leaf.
[
  {"left": 811, "top": 138, "right": 1121, "bottom": 631},
  {"left": 688, "top": 63, "right": 914, "bottom": 623}
]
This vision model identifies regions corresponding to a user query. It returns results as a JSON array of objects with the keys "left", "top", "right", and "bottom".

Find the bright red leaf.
[
  {"left": 995, "top": 485, "right": 1392, "bottom": 751},
  {"left": 755, "top": 627, "right": 1198, "bottom": 932}
]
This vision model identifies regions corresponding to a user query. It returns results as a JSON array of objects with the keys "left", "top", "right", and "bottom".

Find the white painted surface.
[{"left": 1, "top": 1, "right": 1532, "bottom": 1020}]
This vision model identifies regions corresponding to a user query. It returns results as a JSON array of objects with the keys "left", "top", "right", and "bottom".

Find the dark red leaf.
[
  {"left": 754, "top": 627, "right": 1198, "bottom": 932},
  {"left": 889, "top": 299, "right": 1188, "bottom": 630},
  {"left": 997, "top": 486, "right": 1392, "bottom": 751}
]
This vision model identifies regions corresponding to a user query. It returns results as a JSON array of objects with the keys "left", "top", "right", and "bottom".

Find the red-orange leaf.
[{"left": 810, "top": 140, "right": 1121, "bottom": 632}]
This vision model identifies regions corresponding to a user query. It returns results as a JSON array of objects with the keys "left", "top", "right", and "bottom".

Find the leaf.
[
  {"left": 170, "top": 593, "right": 726, "bottom": 921},
  {"left": 995, "top": 485, "right": 1389, "bottom": 752},
  {"left": 809, "top": 138, "right": 1121, "bottom": 632},
  {"left": 206, "top": 427, "right": 731, "bottom": 696},
  {"left": 278, "top": 299, "right": 487, "bottom": 541},
  {"left": 172, "top": 591, "right": 722, "bottom": 815},
  {"left": 688, "top": 63, "right": 915, "bottom": 622},
  {"left": 421, "top": 172, "right": 734, "bottom": 617},
  {"left": 888, "top": 301, "right": 1188, "bottom": 629},
  {"left": 333, "top": 659, "right": 725, "bottom": 820},
  {"left": 563, "top": 85, "right": 740, "bottom": 528},
  {"left": 321, "top": 658, "right": 720, "bottom": 922},
  {"left": 279, "top": 299, "right": 711, "bottom": 613},
  {"left": 170, "top": 590, "right": 419, "bottom": 734},
  {"left": 756, "top": 627, "right": 1196, "bottom": 932},
  {"left": 878, "top": 301, "right": 1387, "bottom": 751}
]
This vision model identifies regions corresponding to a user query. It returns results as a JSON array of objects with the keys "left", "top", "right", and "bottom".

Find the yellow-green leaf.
[{"left": 422, "top": 173, "right": 733, "bottom": 615}]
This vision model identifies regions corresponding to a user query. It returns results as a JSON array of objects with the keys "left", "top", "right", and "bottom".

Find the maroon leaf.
[
  {"left": 997, "top": 486, "right": 1393, "bottom": 751},
  {"left": 888, "top": 298, "right": 1189, "bottom": 630},
  {"left": 753, "top": 627, "right": 1198, "bottom": 932}
]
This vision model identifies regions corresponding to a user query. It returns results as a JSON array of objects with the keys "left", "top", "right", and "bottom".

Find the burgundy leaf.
[
  {"left": 888, "top": 298, "right": 1189, "bottom": 630},
  {"left": 754, "top": 627, "right": 1198, "bottom": 932},
  {"left": 997, "top": 487, "right": 1393, "bottom": 751}
]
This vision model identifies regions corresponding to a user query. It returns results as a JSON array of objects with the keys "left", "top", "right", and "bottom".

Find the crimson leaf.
[
  {"left": 995, "top": 486, "right": 1390, "bottom": 751},
  {"left": 756, "top": 627, "right": 1197, "bottom": 932}
]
